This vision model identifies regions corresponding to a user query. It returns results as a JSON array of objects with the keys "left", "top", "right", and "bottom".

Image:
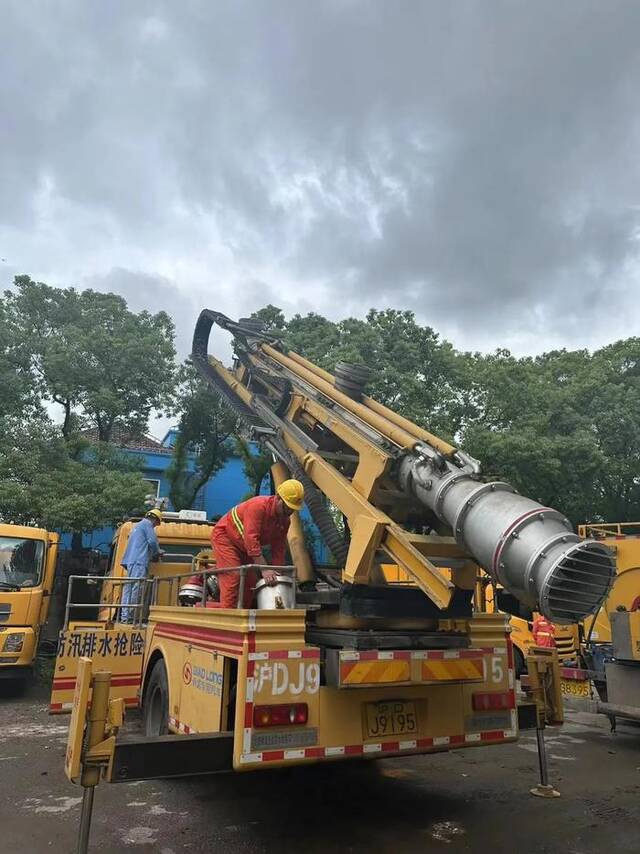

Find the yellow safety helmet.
[
  {"left": 146, "top": 508, "right": 163, "bottom": 523},
  {"left": 276, "top": 479, "right": 305, "bottom": 511}
]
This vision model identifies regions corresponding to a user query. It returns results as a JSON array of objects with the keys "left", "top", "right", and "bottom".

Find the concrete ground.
[{"left": 1, "top": 680, "right": 639, "bottom": 854}]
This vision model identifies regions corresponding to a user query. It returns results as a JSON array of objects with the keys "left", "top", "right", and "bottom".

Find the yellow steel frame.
[{"left": 205, "top": 352, "right": 459, "bottom": 608}]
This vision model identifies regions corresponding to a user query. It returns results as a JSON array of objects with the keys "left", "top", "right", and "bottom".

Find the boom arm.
[{"left": 192, "top": 310, "right": 614, "bottom": 624}]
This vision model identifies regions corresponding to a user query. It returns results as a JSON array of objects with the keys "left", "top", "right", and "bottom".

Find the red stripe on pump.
[{"left": 492, "top": 507, "right": 553, "bottom": 575}]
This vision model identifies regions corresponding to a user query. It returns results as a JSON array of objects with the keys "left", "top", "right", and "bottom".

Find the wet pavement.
[{"left": 1, "top": 679, "right": 639, "bottom": 853}]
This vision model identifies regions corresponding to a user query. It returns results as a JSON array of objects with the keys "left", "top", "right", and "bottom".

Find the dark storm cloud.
[{"left": 1, "top": 1, "right": 639, "bottom": 352}]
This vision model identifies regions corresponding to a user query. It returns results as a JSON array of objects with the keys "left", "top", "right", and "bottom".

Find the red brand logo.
[{"left": 183, "top": 662, "right": 192, "bottom": 685}]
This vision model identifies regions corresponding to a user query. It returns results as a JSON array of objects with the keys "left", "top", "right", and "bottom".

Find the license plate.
[
  {"left": 560, "top": 678, "right": 590, "bottom": 698},
  {"left": 364, "top": 701, "right": 418, "bottom": 739}
]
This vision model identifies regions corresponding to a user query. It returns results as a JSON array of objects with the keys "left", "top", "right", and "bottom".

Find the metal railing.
[
  {"left": 578, "top": 522, "right": 640, "bottom": 539},
  {"left": 153, "top": 564, "right": 295, "bottom": 610},
  {"left": 63, "top": 575, "right": 154, "bottom": 629},
  {"left": 63, "top": 565, "right": 296, "bottom": 628}
]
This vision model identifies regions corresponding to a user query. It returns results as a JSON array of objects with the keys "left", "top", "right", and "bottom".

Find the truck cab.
[{"left": 0, "top": 523, "right": 59, "bottom": 680}]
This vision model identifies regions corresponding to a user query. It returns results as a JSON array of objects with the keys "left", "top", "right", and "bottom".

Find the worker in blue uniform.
[{"left": 120, "top": 509, "right": 163, "bottom": 622}]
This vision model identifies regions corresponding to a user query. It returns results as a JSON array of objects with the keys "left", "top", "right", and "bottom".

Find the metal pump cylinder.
[{"left": 398, "top": 449, "right": 615, "bottom": 624}]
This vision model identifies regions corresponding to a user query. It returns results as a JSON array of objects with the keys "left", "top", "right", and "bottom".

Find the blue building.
[
  {"left": 60, "top": 427, "right": 259, "bottom": 554},
  {"left": 61, "top": 427, "right": 329, "bottom": 564}
]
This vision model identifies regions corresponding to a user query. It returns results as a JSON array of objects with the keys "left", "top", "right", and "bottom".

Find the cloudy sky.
[{"left": 2, "top": 0, "right": 640, "bottom": 365}]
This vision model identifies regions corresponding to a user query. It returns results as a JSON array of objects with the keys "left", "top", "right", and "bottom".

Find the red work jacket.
[
  {"left": 213, "top": 495, "right": 290, "bottom": 566},
  {"left": 532, "top": 615, "right": 556, "bottom": 648}
]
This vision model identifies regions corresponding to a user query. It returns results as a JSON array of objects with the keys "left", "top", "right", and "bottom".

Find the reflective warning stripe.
[
  {"left": 169, "top": 716, "right": 197, "bottom": 735},
  {"left": 340, "top": 648, "right": 486, "bottom": 662},
  {"left": 341, "top": 659, "right": 411, "bottom": 685},
  {"left": 338, "top": 649, "right": 486, "bottom": 684},
  {"left": 231, "top": 506, "right": 245, "bottom": 537},
  {"left": 420, "top": 658, "right": 484, "bottom": 681},
  {"left": 238, "top": 730, "right": 517, "bottom": 765},
  {"left": 248, "top": 649, "right": 320, "bottom": 661}
]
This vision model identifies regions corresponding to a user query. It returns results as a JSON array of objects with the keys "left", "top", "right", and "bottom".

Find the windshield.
[
  {"left": 160, "top": 544, "right": 209, "bottom": 557},
  {"left": 158, "top": 543, "right": 210, "bottom": 563},
  {"left": 0, "top": 537, "right": 45, "bottom": 589}
]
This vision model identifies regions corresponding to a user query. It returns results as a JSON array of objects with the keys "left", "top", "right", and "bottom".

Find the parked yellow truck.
[
  {"left": 57, "top": 311, "right": 614, "bottom": 784},
  {"left": 0, "top": 523, "right": 59, "bottom": 681},
  {"left": 557, "top": 523, "right": 640, "bottom": 716},
  {"left": 578, "top": 523, "right": 640, "bottom": 644},
  {"left": 51, "top": 511, "right": 214, "bottom": 712}
]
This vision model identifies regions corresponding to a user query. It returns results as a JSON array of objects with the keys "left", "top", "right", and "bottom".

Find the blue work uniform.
[{"left": 120, "top": 518, "right": 160, "bottom": 622}]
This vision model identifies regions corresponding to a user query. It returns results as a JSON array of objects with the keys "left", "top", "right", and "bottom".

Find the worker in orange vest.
[
  {"left": 532, "top": 613, "right": 556, "bottom": 648},
  {"left": 211, "top": 480, "right": 304, "bottom": 608}
]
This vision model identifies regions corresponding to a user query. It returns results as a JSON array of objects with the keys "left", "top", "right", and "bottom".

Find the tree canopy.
[
  {"left": 0, "top": 426, "right": 148, "bottom": 532},
  {"left": 166, "top": 361, "right": 238, "bottom": 511},
  {"left": 1, "top": 275, "right": 637, "bottom": 538},
  {"left": 0, "top": 275, "right": 176, "bottom": 540},
  {"left": 4, "top": 276, "right": 176, "bottom": 440},
  {"left": 251, "top": 305, "right": 640, "bottom": 525},
  {"left": 234, "top": 437, "right": 273, "bottom": 500}
]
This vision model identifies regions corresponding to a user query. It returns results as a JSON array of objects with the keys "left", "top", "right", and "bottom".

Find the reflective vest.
[
  {"left": 213, "top": 495, "right": 289, "bottom": 565},
  {"left": 532, "top": 615, "right": 556, "bottom": 648}
]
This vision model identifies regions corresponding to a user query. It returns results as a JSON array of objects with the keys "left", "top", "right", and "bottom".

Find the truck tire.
[{"left": 143, "top": 659, "right": 169, "bottom": 737}]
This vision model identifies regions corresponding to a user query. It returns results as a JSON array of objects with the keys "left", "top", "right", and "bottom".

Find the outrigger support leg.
[
  {"left": 65, "top": 659, "right": 123, "bottom": 854},
  {"left": 530, "top": 726, "right": 560, "bottom": 798},
  {"left": 526, "top": 647, "right": 563, "bottom": 799},
  {"left": 76, "top": 786, "right": 96, "bottom": 854}
]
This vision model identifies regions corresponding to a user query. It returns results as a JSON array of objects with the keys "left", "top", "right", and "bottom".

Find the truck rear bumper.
[{"left": 110, "top": 733, "right": 234, "bottom": 782}]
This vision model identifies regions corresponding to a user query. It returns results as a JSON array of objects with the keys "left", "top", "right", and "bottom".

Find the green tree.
[
  {"left": 266, "top": 307, "right": 466, "bottom": 439},
  {"left": 583, "top": 339, "right": 640, "bottom": 521},
  {"left": 249, "top": 304, "right": 286, "bottom": 332},
  {"left": 461, "top": 341, "right": 640, "bottom": 524},
  {"left": 250, "top": 304, "right": 640, "bottom": 526},
  {"left": 166, "top": 361, "right": 237, "bottom": 511},
  {"left": 0, "top": 275, "right": 177, "bottom": 546},
  {"left": 234, "top": 437, "right": 273, "bottom": 498},
  {"left": 0, "top": 297, "right": 41, "bottom": 434},
  {"left": 0, "top": 426, "right": 148, "bottom": 533},
  {"left": 5, "top": 276, "right": 177, "bottom": 441}
]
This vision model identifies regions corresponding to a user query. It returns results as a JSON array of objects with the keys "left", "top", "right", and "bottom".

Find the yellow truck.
[
  {"left": 578, "top": 523, "right": 640, "bottom": 644},
  {"left": 556, "top": 522, "right": 640, "bottom": 717},
  {"left": 58, "top": 310, "right": 612, "bottom": 831},
  {"left": 0, "top": 523, "right": 59, "bottom": 681},
  {"left": 50, "top": 511, "right": 214, "bottom": 712}
]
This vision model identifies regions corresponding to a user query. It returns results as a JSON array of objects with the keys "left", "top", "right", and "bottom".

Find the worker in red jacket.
[
  {"left": 532, "top": 613, "right": 556, "bottom": 648},
  {"left": 211, "top": 479, "right": 305, "bottom": 608}
]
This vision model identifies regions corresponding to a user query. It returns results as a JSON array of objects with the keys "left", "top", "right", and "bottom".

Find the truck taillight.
[
  {"left": 472, "top": 692, "right": 511, "bottom": 711},
  {"left": 253, "top": 703, "right": 308, "bottom": 727}
]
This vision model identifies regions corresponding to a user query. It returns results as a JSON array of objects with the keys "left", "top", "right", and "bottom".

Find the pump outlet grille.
[{"left": 542, "top": 542, "right": 615, "bottom": 624}]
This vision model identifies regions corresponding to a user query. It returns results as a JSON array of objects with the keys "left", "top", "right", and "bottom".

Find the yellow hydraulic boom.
[{"left": 192, "top": 310, "right": 615, "bottom": 625}]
